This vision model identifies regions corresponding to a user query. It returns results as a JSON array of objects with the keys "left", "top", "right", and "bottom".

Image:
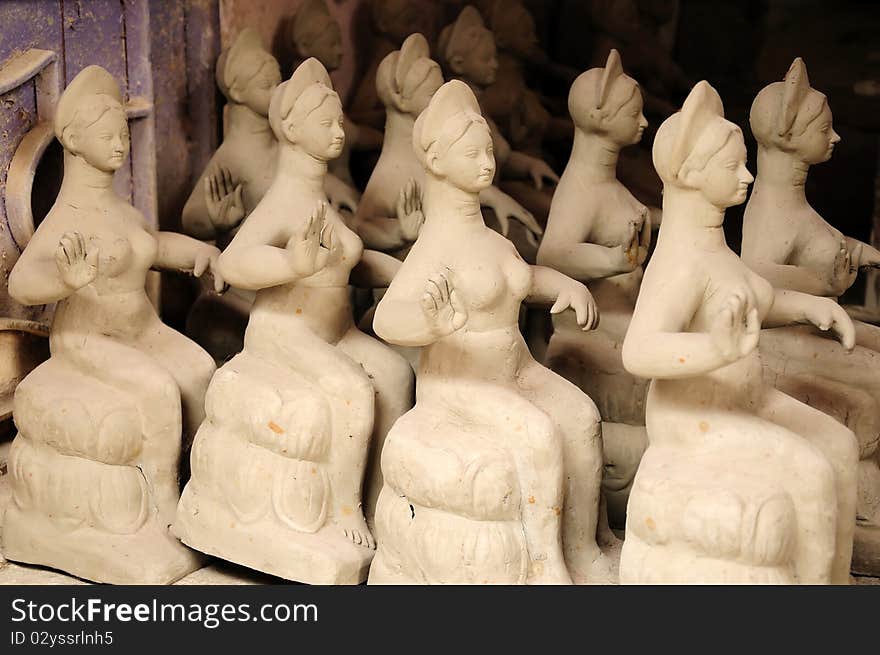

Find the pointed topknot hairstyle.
[
  {"left": 216, "top": 27, "right": 277, "bottom": 101},
  {"left": 412, "top": 79, "right": 489, "bottom": 168},
  {"left": 749, "top": 57, "right": 828, "bottom": 146},
  {"left": 376, "top": 33, "right": 442, "bottom": 111},
  {"left": 268, "top": 57, "right": 339, "bottom": 140},
  {"left": 290, "top": 0, "right": 337, "bottom": 57},
  {"left": 567, "top": 49, "right": 639, "bottom": 129},
  {"left": 652, "top": 81, "right": 741, "bottom": 184},
  {"left": 55, "top": 65, "right": 125, "bottom": 144},
  {"left": 437, "top": 5, "right": 493, "bottom": 74}
]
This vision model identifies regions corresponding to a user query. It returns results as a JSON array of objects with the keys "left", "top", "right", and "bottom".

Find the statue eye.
[{"left": 465, "top": 148, "right": 479, "bottom": 159}]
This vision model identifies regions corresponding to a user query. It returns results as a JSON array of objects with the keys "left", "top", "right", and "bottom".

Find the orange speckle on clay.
[
  {"left": 311, "top": 467, "right": 317, "bottom": 474},
  {"left": 268, "top": 421, "right": 284, "bottom": 434},
  {"left": 553, "top": 506, "right": 561, "bottom": 516},
  {"left": 342, "top": 506, "right": 353, "bottom": 516},
  {"left": 678, "top": 357, "right": 686, "bottom": 363},
  {"left": 295, "top": 308, "right": 302, "bottom": 314},
  {"left": 514, "top": 424, "right": 521, "bottom": 431},
  {"left": 645, "top": 517, "right": 656, "bottom": 530},
  {"left": 528, "top": 495, "right": 535, "bottom": 504},
  {"left": 699, "top": 421, "right": 709, "bottom": 433}
]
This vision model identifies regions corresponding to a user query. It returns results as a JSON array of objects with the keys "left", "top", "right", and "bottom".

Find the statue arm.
[
  {"left": 622, "top": 267, "right": 729, "bottom": 379},
  {"left": 350, "top": 249, "right": 401, "bottom": 289},
  {"left": 154, "top": 232, "right": 216, "bottom": 272},
  {"left": 536, "top": 204, "right": 633, "bottom": 281},
  {"left": 353, "top": 214, "right": 408, "bottom": 251},
  {"left": 764, "top": 288, "right": 854, "bottom": 349},
  {"left": 373, "top": 256, "right": 448, "bottom": 347},
  {"left": 8, "top": 244, "right": 74, "bottom": 306},
  {"left": 216, "top": 216, "right": 296, "bottom": 290}
]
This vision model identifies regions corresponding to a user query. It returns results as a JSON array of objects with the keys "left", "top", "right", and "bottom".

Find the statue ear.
[
  {"left": 64, "top": 129, "right": 79, "bottom": 154},
  {"left": 677, "top": 162, "right": 702, "bottom": 189},
  {"left": 284, "top": 117, "right": 298, "bottom": 143},
  {"left": 449, "top": 54, "right": 466, "bottom": 75},
  {"left": 426, "top": 149, "right": 444, "bottom": 177},
  {"left": 390, "top": 88, "right": 407, "bottom": 112},
  {"left": 228, "top": 83, "right": 244, "bottom": 104}
]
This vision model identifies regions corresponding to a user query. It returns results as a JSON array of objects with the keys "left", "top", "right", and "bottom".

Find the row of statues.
[{"left": 1, "top": 1, "right": 878, "bottom": 585}]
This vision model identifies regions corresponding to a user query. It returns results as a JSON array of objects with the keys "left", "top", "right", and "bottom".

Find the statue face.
[
  {"left": 500, "top": 9, "right": 540, "bottom": 58},
  {"left": 793, "top": 104, "right": 839, "bottom": 165},
  {"left": 406, "top": 66, "right": 445, "bottom": 116},
  {"left": 459, "top": 35, "right": 499, "bottom": 87},
  {"left": 75, "top": 107, "right": 130, "bottom": 172},
  {"left": 694, "top": 135, "right": 753, "bottom": 209},
  {"left": 603, "top": 88, "right": 648, "bottom": 146},
  {"left": 291, "top": 95, "right": 346, "bottom": 161},
  {"left": 307, "top": 23, "right": 344, "bottom": 72},
  {"left": 237, "top": 58, "right": 282, "bottom": 116},
  {"left": 433, "top": 121, "right": 496, "bottom": 193}
]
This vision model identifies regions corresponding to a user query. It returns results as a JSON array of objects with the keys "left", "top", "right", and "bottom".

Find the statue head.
[
  {"left": 55, "top": 65, "right": 129, "bottom": 173},
  {"left": 376, "top": 33, "right": 444, "bottom": 117},
  {"left": 750, "top": 57, "right": 840, "bottom": 165},
  {"left": 269, "top": 58, "right": 344, "bottom": 162},
  {"left": 653, "top": 81, "right": 753, "bottom": 208},
  {"left": 413, "top": 79, "right": 495, "bottom": 193},
  {"left": 480, "top": 0, "right": 540, "bottom": 60},
  {"left": 371, "top": 0, "right": 432, "bottom": 46},
  {"left": 568, "top": 49, "right": 647, "bottom": 146},
  {"left": 216, "top": 27, "right": 282, "bottom": 116},
  {"left": 437, "top": 6, "right": 499, "bottom": 87},
  {"left": 289, "top": 0, "right": 344, "bottom": 72}
]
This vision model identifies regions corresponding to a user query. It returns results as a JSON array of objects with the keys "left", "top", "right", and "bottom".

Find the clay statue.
[
  {"left": 475, "top": 0, "right": 573, "bottom": 157},
  {"left": 743, "top": 57, "right": 880, "bottom": 576},
  {"left": 620, "top": 81, "right": 858, "bottom": 584},
  {"left": 183, "top": 28, "right": 358, "bottom": 363},
  {"left": 368, "top": 80, "right": 616, "bottom": 584},
  {"left": 3, "top": 66, "right": 220, "bottom": 584},
  {"left": 349, "top": 0, "right": 437, "bottom": 130},
  {"left": 286, "top": 0, "right": 379, "bottom": 208},
  {"left": 437, "top": 5, "right": 558, "bottom": 230},
  {"left": 536, "top": 50, "right": 651, "bottom": 527},
  {"left": 174, "top": 59, "right": 414, "bottom": 584},
  {"left": 354, "top": 33, "right": 543, "bottom": 260}
]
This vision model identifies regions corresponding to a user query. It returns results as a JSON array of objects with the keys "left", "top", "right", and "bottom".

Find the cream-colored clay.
[
  {"left": 621, "top": 81, "right": 858, "bottom": 584},
  {"left": 3, "top": 66, "right": 219, "bottom": 584},
  {"left": 537, "top": 50, "right": 651, "bottom": 528},
  {"left": 174, "top": 59, "right": 413, "bottom": 584},
  {"left": 354, "top": 33, "right": 542, "bottom": 259},
  {"left": 743, "top": 58, "right": 880, "bottom": 576},
  {"left": 368, "top": 80, "right": 615, "bottom": 584}
]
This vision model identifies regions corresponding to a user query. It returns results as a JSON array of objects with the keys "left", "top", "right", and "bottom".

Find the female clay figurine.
[
  {"left": 437, "top": 6, "right": 559, "bottom": 226},
  {"left": 369, "top": 80, "right": 614, "bottom": 584},
  {"left": 174, "top": 59, "right": 414, "bottom": 584},
  {"left": 620, "top": 81, "right": 858, "bottom": 584},
  {"left": 475, "top": 0, "right": 572, "bottom": 157},
  {"left": 536, "top": 50, "right": 651, "bottom": 527},
  {"left": 183, "top": 28, "right": 356, "bottom": 362},
  {"left": 354, "top": 33, "right": 542, "bottom": 259},
  {"left": 742, "top": 58, "right": 880, "bottom": 574},
  {"left": 4, "top": 66, "right": 220, "bottom": 584},
  {"left": 285, "top": 0, "right": 383, "bottom": 197},
  {"left": 349, "top": 0, "right": 437, "bottom": 131}
]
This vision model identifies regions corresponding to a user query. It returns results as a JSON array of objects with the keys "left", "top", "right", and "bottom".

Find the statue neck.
[
  {"left": 275, "top": 144, "right": 327, "bottom": 195},
  {"left": 226, "top": 103, "right": 273, "bottom": 139},
  {"left": 657, "top": 186, "right": 729, "bottom": 251},
  {"left": 384, "top": 109, "right": 415, "bottom": 148},
  {"left": 568, "top": 129, "right": 620, "bottom": 183},
  {"left": 59, "top": 151, "right": 117, "bottom": 201},
  {"left": 423, "top": 174, "right": 484, "bottom": 226},
  {"left": 754, "top": 146, "right": 809, "bottom": 203}
]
